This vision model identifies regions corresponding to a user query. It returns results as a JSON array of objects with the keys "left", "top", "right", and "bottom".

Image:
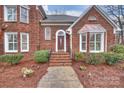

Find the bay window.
[
  {"left": 80, "top": 32, "right": 104, "bottom": 53},
  {"left": 5, "top": 32, "right": 18, "bottom": 52},
  {"left": 4, "top": 5, "right": 17, "bottom": 21}
]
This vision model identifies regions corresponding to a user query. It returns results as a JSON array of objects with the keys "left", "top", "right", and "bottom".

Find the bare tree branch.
[{"left": 104, "top": 5, "right": 124, "bottom": 44}]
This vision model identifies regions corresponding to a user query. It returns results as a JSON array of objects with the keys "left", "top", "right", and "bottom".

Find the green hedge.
[
  {"left": 86, "top": 53, "right": 105, "bottom": 65},
  {"left": 0, "top": 54, "right": 24, "bottom": 65},
  {"left": 34, "top": 50, "right": 49, "bottom": 63},
  {"left": 102, "top": 52, "right": 124, "bottom": 65},
  {"left": 111, "top": 44, "right": 124, "bottom": 53},
  {"left": 75, "top": 52, "right": 85, "bottom": 61}
]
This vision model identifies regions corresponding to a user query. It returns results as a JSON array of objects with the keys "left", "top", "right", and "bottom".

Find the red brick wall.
[
  {"left": 40, "top": 25, "right": 70, "bottom": 52},
  {"left": 72, "top": 6, "right": 115, "bottom": 56},
  {"left": 0, "top": 5, "right": 44, "bottom": 60}
]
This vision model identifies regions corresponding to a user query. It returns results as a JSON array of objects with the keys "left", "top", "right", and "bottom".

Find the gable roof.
[
  {"left": 67, "top": 5, "right": 119, "bottom": 30},
  {"left": 42, "top": 15, "right": 78, "bottom": 23},
  {"left": 38, "top": 5, "right": 47, "bottom": 19}
]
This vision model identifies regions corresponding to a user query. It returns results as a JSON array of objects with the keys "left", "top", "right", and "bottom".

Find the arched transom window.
[{"left": 58, "top": 31, "right": 64, "bottom": 36}]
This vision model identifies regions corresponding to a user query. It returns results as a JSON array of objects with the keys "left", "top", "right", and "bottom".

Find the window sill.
[
  {"left": 90, "top": 51, "right": 104, "bottom": 53},
  {"left": 5, "top": 51, "right": 18, "bottom": 53},
  {"left": 80, "top": 50, "right": 87, "bottom": 52},
  {"left": 20, "top": 21, "right": 29, "bottom": 24},
  {"left": 21, "top": 50, "right": 29, "bottom": 53},
  {"left": 4, "top": 21, "right": 17, "bottom": 23}
]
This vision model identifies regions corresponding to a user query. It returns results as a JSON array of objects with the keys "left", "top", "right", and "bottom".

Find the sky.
[{"left": 42, "top": 5, "right": 89, "bottom": 16}]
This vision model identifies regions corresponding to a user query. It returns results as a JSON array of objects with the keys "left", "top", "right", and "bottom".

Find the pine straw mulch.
[
  {"left": 72, "top": 61, "right": 124, "bottom": 88},
  {"left": 0, "top": 61, "right": 48, "bottom": 88}
]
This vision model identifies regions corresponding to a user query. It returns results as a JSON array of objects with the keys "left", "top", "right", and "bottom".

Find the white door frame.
[{"left": 56, "top": 30, "right": 66, "bottom": 52}]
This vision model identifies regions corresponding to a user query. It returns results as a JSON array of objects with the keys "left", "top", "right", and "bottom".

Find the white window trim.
[
  {"left": 20, "top": 5, "right": 29, "bottom": 23},
  {"left": 89, "top": 32, "right": 104, "bottom": 53},
  {"left": 45, "top": 27, "right": 51, "bottom": 40},
  {"left": 20, "top": 33, "right": 29, "bottom": 52},
  {"left": 56, "top": 30, "right": 66, "bottom": 52},
  {"left": 80, "top": 33, "right": 87, "bottom": 52},
  {"left": 4, "top": 32, "right": 18, "bottom": 53},
  {"left": 4, "top": 5, "right": 17, "bottom": 22}
]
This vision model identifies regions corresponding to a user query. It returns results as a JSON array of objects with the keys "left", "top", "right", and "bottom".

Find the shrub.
[
  {"left": 111, "top": 44, "right": 124, "bottom": 53},
  {"left": 0, "top": 54, "right": 24, "bottom": 65},
  {"left": 86, "top": 53, "right": 105, "bottom": 65},
  {"left": 75, "top": 52, "right": 85, "bottom": 61},
  {"left": 34, "top": 50, "right": 49, "bottom": 63},
  {"left": 102, "top": 52, "right": 124, "bottom": 65},
  {"left": 21, "top": 67, "right": 34, "bottom": 77},
  {"left": 79, "top": 65, "right": 87, "bottom": 71}
]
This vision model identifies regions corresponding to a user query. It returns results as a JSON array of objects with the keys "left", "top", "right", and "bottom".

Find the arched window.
[{"left": 58, "top": 31, "right": 64, "bottom": 36}]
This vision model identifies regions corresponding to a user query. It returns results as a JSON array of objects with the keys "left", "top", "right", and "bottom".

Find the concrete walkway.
[{"left": 37, "top": 66, "right": 83, "bottom": 88}]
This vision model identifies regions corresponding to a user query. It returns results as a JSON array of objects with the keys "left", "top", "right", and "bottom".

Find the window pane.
[
  {"left": 14, "top": 34, "right": 18, "bottom": 42},
  {"left": 82, "top": 43, "right": 86, "bottom": 50},
  {"left": 14, "top": 43, "right": 18, "bottom": 50},
  {"left": 22, "top": 35, "right": 27, "bottom": 42},
  {"left": 90, "top": 33, "right": 95, "bottom": 41},
  {"left": 90, "top": 43, "right": 95, "bottom": 50},
  {"left": 22, "top": 43, "right": 27, "bottom": 50},
  {"left": 58, "top": 31, "right": 64, "bottom": 36},
  {"left": 8, "top": 43, "right": 13, "bottom": 50},
  {"left": 96, "top": 42, "right": 101, "bottom": 50},
  {"left": 8, "top": 8, "right": 12, "bottom": 14},
  {"left": 8, "top": 15, "right": 13, "bottom": 20},
  {"left": 82, "top": 34, "right": 86, "bottom": 41},
  {"left": 8, "top": 34, "right": 13, "bottom": 42},
  {"left": 96, "top": 34, "right": 101, "bottom": 41}
]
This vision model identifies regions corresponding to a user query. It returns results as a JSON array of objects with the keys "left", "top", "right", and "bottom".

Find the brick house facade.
[
  {"left": 0, "top": 5, "right": 119, "bottom": 61},
  {"left": 0, "top": 5, "right": 46, "bottom": 60}
]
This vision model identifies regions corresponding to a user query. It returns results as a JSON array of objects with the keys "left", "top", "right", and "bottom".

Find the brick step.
[
  {"left": 50, "top": 57, "right": 70, "bottom": 60},
  {"left": 50, "top": 55, "right": 70, "bottom": 58},
  {"left": 49, "top": 62, "right": 72, "bottom": 66},
  {"left": 49, "top": 59, "right": 72, "bottom": 63},
  {"left": 51, "top": 52, "right": 69, "bottom": 55}
]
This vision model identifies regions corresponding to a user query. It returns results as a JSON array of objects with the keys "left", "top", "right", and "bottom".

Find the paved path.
[{"left": 37, "top": 66, "right": 83, "bottom": 88}]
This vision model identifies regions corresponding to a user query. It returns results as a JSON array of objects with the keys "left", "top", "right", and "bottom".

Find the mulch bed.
[
  {"left": 72, "top": 61, "right": 124, "bottom": 88},
  {"left": 0, "top": 61, "right": 48, "bottom": 88}
]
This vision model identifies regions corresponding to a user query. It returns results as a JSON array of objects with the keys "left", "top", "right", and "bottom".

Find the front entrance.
[
  {"left": 56, "top": 30, "right": 66, "bottom": 52},
  {"left": 58, "top": 36, "right": 64, "bottom": 51}
]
